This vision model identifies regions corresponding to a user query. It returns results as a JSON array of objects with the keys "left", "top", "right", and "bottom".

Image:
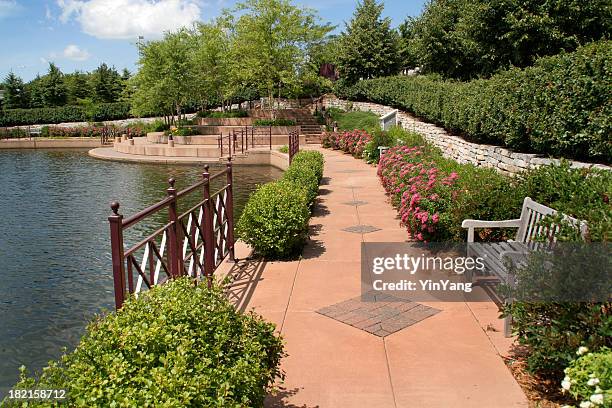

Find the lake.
[{"left": 0, "top": 149, "right": 282, "bottom": 397}]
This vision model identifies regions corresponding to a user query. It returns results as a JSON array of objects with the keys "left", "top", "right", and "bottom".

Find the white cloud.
[
  {"left": 0, "top": 0, "right": 20, "bottom": 19},
  {"left": 62, "top": 44, "right": 90, "bottom": 61},
  {"left": 56, "top": 0, "right": 202, "bottom": 40}
]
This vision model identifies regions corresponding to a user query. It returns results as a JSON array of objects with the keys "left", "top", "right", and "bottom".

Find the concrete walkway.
[{"left": 224, "top": 147, "right": 528, "bottom": 408}]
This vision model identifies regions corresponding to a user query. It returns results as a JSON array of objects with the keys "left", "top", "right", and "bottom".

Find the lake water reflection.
[{"left": 0, "top": 149, "right": 282, "bottom": 396}]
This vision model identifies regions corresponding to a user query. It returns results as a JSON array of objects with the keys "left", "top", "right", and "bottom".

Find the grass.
[{"left": 328, "top": 109, "right": 379, "bottom": 132}]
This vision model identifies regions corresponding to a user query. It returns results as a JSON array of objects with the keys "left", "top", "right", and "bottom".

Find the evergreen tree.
[
  {"left": 25, "top": 75, "right": 45, "bottom": 108},
  {"left": 91, "top": 63, "right": 123, "bottom": 103},
  {"left": 2, "top": 72, "right": 29, "bottom": 109},
  {"left": 337, "top": 0, "right": 401, "bottom": 84},
  {"left": 40, "top": 63, "right": 67, "bottom": 107},
  {"left": 65, "top": 71, "right": 92, "bottom": 104}
]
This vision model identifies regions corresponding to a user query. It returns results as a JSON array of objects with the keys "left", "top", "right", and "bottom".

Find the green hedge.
[
  {"left": 253, "top": 119, "right": 296, "bottom": 126},
  {"left": 5, "top": 278, "right": 284, "bottom": 407},
  {"left": 0, "top": 102, "right": 132, "bottom": 126},
  {"left": 237, "top": 151, "right": 324, "bottom": 259},
  {"left": 336, "top": 41, "right": 612, "bottom": 162}
]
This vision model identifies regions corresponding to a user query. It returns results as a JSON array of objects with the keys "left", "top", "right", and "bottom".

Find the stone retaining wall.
[{"left": 322, "top": 95, "right": 610, "bottom": 175}]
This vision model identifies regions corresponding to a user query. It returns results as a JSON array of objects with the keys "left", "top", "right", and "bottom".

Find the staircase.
[{"left": 276, "top": 109, "right": 324, "bottom": 144}]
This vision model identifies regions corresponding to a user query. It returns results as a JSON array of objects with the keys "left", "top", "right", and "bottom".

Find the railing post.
[
  {"left": 109, "top": 202, "right": 126, "bottom": 309},
  {"left": 269, "top": 125, "right": 272, "bottom": 150},
  {"left": 202, "top": 165, "right": 215, "bottom": 287},
  {"left": 166, "top": 178, "right": 182, "bottom": 278},
  {"left": 225, "top": 158, "right": 236, "bottom": 262}
]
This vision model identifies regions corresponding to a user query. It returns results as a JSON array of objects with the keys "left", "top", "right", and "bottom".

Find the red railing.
[
  {"left": 288, "top": 129, "right": 299, "bottom": 163},
  {"left": 108, "top": 160, "right": 235, "bottom": 309}
]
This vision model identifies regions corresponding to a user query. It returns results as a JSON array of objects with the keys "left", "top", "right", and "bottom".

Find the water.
[{"left": 0, "top": 149, "right": 282, "bottom": 397}]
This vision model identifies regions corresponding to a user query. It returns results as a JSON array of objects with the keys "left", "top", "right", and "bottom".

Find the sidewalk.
[{"left": 224, "top": 146, "right": 528, "bottom": 408}]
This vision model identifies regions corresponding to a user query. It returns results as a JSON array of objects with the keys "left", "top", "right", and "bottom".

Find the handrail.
[{"left": 108, "top": 160, "right": 235, "bottom": 309}]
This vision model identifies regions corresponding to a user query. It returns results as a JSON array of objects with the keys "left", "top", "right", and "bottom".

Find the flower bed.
[
  {"left": 322, "top": 129, "right": 372, "bottom": 157},
  {"left": 41, "top": 125, "right": 146, "bottom": 138}
]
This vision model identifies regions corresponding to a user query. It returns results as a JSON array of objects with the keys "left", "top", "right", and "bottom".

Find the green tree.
[
  {"left": 91, "top": 63, "right": 123, "bottom": 103},
  {"left": 65, "top": 71, "right": 92, "bottom": 104},
  {"left": 40, "top": 63, "right": 67, "bottom": 107},
  {"left": 131, "top": 30, "right": 195, "bottom": 123},
  {"left": 404, "top": 0, "right": 612, "bottom": 80},
  {"left": 337, "top": 0, "right": 401, "bottom": 84},
  {"left": 191, "top": 20, "right": 231, "bottom": 110},
  {"left": 25, "top": 75, "right": 44, "bottom": 108},
  {"left": 2, "top": 72, "right": 28, "bottom": 109},
  {"left": 230, "top": 0, "right": 332, "bottom": 117}
]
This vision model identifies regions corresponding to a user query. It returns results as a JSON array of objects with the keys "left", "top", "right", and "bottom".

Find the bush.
[
  {"left": 253, "top": 119, "right": 296, "bottom": 126},
  {"left": 0, "top": 102, "right": 132, "bottom": 126},
  {"left": 562, "top": 347, "right": 612, "bottom": 407},
  {"left": 165, "top": 126, "right": 198, "bottom": 137},
  {"left": 278, "top": 145, "right": 289, "bottom": 153},
  {"left": 237, "top": 151, "right": 324, "bottom": 259},
  {"left": 4, "top": 277, "right": 284, "bottom": 407},
  {"left": 283, "top": 151, "right": 324, "bottom": 206},
  {"left": 237, "top": 180, "right": 310, "bottom": 259},
  {"left": 364, "top": 128, "right": 396, "bottom": 163},
  {"left": 147, "top": 119, "right": 170, "bottom": 132},
  {"left": 197, "top": 110, "right": 248, "bottom": 118},
  {"left": 336, "top": 41, "right": 612, "bottom": 162},
  {"left": 328, "top": 109, "right": 379, "bottom": 133}
]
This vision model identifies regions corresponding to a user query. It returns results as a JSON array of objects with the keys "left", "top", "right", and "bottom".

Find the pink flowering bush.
[
  {"left": 378, "top": 145, "right": 460, "bottom": 241},
  {"left": 322, "top": 130, "right": 372, "bottom": 158}
]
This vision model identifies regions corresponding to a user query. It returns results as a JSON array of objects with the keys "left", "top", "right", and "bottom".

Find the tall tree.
[
  {"left": 40, "top": 63, "right": 67, "bottom": 107},
  {"left": 131, "top": 29, "right": 195, "bottom": 123},
  {"left": 91, "top": 63, "right": 123, "bottom": 103},
  {"left": 65, "top": 71, "right": 92, "bottom": 104},
  {"left": 337, "top": 0, "right": 401, "bottom": 84},
  {"left": 2, "top": 72, "right": 28, "bottom": 109},
  {"left": 404, "top": 0, "right": 612, "bottom": 80},
  {"left": 230, "top": 0, "right": 332, "bottom": 116}
]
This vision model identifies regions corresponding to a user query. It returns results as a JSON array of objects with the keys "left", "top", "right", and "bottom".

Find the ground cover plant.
[
  {"left": 4, "top": 277, "right": 284, "bottom": 407},
  {"left": 237, "top": 151, "right": 324, "bottom": 259},
  {"left": 197, "top": 110, "right": 249, "bottom": 118},
  {"left": 253, "top": 119, "right": 296, "bottom": 127},
  {"left": 325, "top": 107, "right": 379, "bottom": 133}
]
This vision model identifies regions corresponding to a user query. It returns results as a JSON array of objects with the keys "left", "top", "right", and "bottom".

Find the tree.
[
  {"left": 191, "top": 20, "right": 231, "bottom": 110},
  {"left": 2, "top": 72, "right": 28, "bottom": 109},
  {"left": 91, "top": 63, "right": 123, "bottom": 103},
  {"left": 230, "top": 0, "right": 332, "bottom": 117},
  {"left": 403, "top": 0, "right": 612, "bottom": 80},
  {"left": 40, "top": 63, "right": 67, "bottom": 107},
  {"left": 337, "top": 0, "right": 401, "bottom": 84},
  {"left": 65, "top": 71, "right": 92, "bottom": 104},
  {"left": 131, "top": 30, "right": 195, "bottom": 123}
]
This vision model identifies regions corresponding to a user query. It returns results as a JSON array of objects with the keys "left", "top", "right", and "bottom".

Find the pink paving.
[{"left": 221, "top": 147, "right": 528, "bottom": 408}]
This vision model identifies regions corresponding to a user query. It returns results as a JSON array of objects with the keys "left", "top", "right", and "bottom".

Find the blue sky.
[{"left": 0, "top": 0, "right": 427, "bottom": 82}]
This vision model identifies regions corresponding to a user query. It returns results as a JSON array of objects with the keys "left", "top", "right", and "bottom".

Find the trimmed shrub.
[
  {"left": 237, "top": 151, "right": 324, "bottom": 259},
  {"left": 562, "top": 347, "right": 612, "bottom": 407},
  {"left": 0, "top": 102, "right": 132, "bottom": 126},
  {"left": 336, "top": 41, "right": 612, "bottom": 162},
  {"left": 253, "top": 119, "right": 296, "bottom": 126},
  {"left": 5, "top": 277, "right": 284, "bottom": 407},
  {"left": 283, "top": 151, "right": 324, "bottom": 206},
  {"left": 237, "top": 180, "right": 310, "bottom": 259},
  {"left": 197, "top": 110, "right": 248, "bottom": 118}
]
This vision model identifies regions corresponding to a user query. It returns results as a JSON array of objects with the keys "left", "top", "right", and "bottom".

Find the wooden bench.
[{"left": 461, "top": 197, "right": 587, "bottom": 337}]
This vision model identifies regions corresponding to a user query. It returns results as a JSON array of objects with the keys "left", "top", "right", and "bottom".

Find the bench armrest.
[{"left": 462, "top": 219, "right": 522, "bottom": 242}]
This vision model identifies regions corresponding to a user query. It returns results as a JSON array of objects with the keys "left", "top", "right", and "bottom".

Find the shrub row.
[
  {"left": 39, "top": 125, "right": 146, "bottom": 138},
  {"left": 237, "top": 151, "right": 324, "bottom": 259},
  {"left": 5, "top": 278, "right": 284, "bottom": 407},
  {"left": 336, "top": 41, "right": 612, "bottom": 162},
  {"left": 0, "top": 102, "right": 132, "bottom": 126},
  {"left": 253, "top": 119, "right": 296, "bottom": 126}
]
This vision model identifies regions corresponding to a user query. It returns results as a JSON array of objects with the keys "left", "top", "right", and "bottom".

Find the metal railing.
[
  {"left": 288, "top": 129, "right": 299, "bottom": 163},
  {"left": 108, "top": 161, "right": 235, "bottom": 309}
]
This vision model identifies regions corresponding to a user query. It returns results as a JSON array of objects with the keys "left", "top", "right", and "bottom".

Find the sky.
[{"left": 0, "top": 0, "right": 427, "bottom": 82}]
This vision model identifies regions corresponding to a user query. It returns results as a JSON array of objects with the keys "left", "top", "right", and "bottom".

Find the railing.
[
  {"left": 108, "top": 161, "right": 235, "bottom": 309},
  {"left": 288, "top": 129, "right": 299, "bottom": 163},
  {"left": 0, "top": 126, "right": 37, "bottom": 140}
]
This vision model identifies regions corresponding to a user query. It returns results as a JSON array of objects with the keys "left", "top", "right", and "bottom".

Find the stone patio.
[{"left": 219, "top": 146, "right": 528, "bottom": 408}]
